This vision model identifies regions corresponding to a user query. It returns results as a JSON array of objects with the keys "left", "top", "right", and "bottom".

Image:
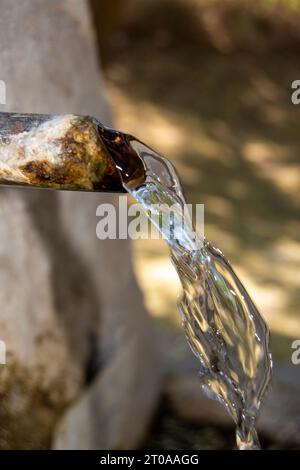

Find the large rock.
[{"left": 0, "top": 0, "right": 160, "bottom": 449}]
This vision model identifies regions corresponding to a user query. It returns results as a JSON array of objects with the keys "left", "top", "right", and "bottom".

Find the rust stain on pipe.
[{"left": 0, "top": 113, "right": 130, "bottom": 192}]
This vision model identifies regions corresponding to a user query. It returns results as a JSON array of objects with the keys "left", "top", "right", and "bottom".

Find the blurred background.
[
  {"left": 1, "top": 0, "right": 300, "bottom": 451},
  {"left": 91, "top": 0, "right": 300, "bottom": 449}
]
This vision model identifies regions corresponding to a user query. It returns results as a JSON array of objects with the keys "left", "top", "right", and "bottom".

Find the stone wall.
[{"left": 0, "top": 0, "right": 160, "bottom": 449}]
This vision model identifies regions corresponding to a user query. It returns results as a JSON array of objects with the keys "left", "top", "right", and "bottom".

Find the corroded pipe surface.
[{"left": 0, "top": 113, "right": 144, "bottom": 192}]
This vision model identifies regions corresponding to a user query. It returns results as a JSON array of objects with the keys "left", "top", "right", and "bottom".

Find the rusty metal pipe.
[{"left": 0, "top": 113, "right": 146, "bottom": 192}]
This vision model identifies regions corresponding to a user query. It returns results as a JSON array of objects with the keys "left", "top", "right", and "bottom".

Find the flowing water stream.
[
  {"left": 100, "top": 128, "right": 273, "bottom": 450},
  {"left": 0, "top": 113, "right": 272, "bottom": 449}
]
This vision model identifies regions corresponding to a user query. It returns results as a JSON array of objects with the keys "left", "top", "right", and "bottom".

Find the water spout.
[{"left": 0, "top": 112, "right": 146, "bottom": 193}]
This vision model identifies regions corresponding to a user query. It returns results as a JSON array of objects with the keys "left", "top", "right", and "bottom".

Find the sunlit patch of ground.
[{"left": 102, "top": 9, "right": 300, "bottom": 362}]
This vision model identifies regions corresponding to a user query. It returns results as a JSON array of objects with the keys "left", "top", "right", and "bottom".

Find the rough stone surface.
[{"left": 0, "top": 0, "right": 160, "bottom": 449}]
